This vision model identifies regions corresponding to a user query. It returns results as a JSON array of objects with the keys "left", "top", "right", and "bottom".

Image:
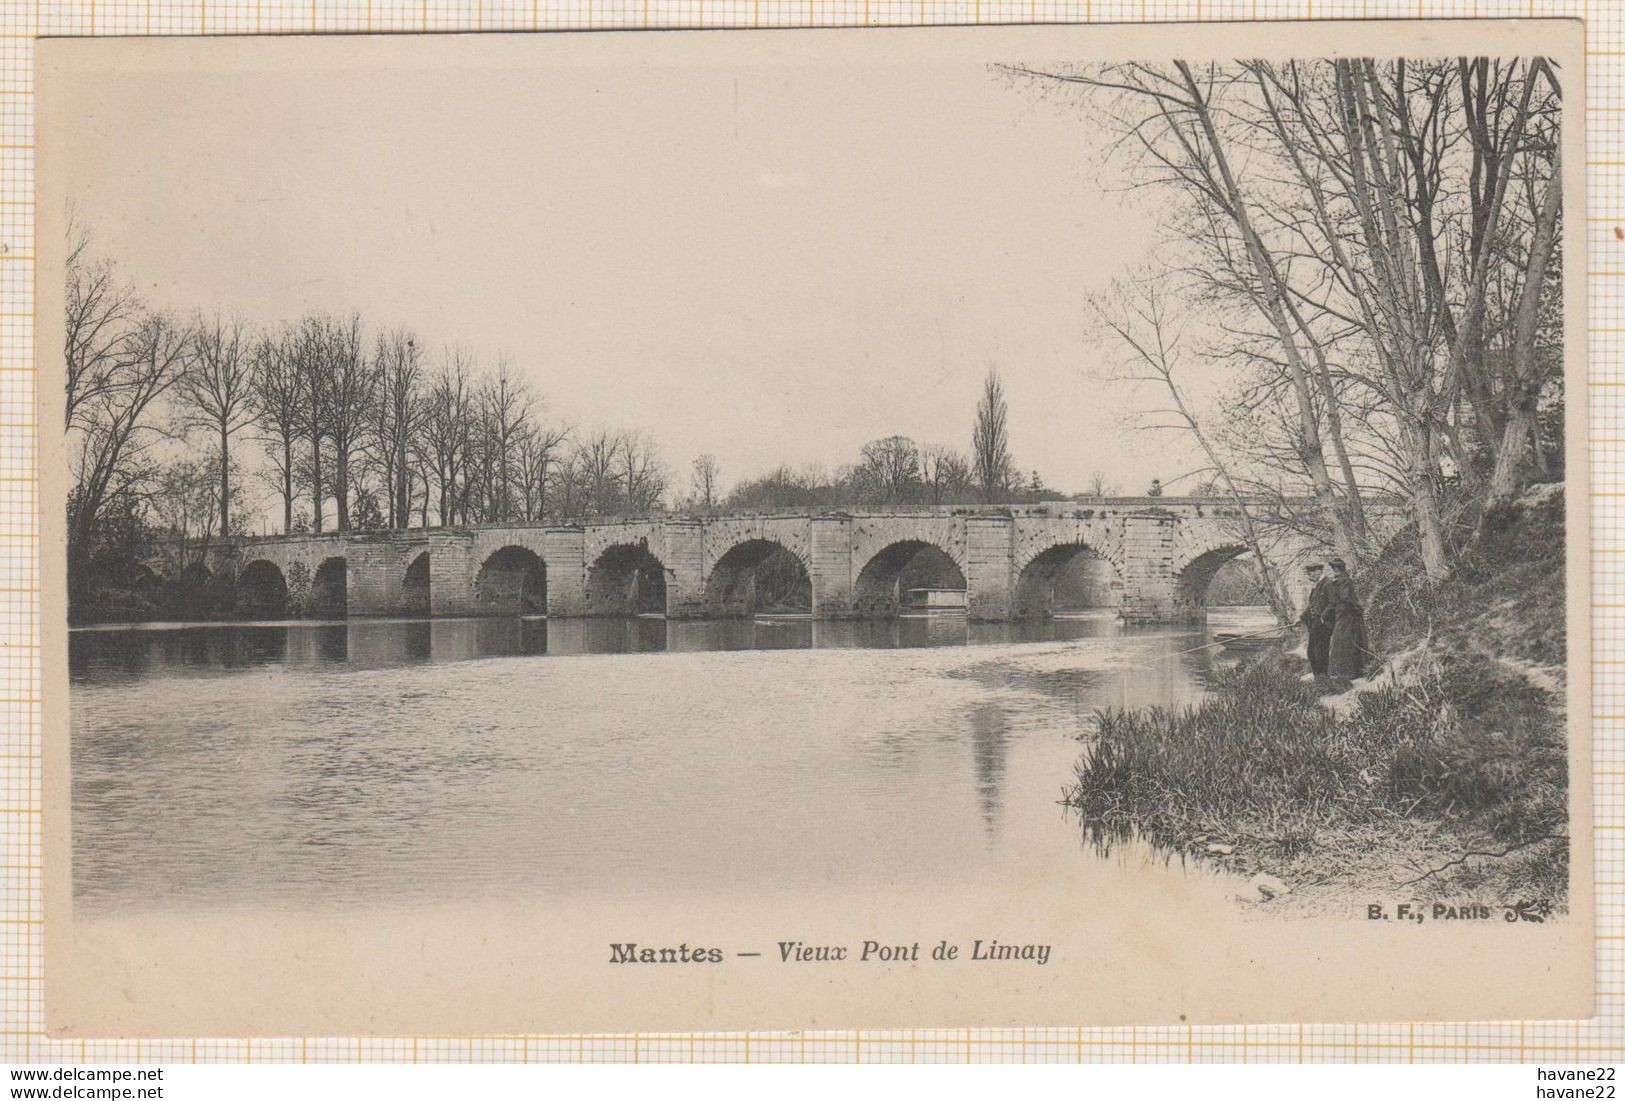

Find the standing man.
[{"left": 1297, "top": 561, "right": 1332, "bottom": 678}]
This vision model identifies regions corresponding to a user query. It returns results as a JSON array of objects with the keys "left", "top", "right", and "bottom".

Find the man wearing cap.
[{"left": 1297, "top": 561, "right": 1332, "bottom": 678}]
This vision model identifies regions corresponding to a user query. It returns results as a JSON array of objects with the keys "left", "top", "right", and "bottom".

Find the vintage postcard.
[{"left": 36, "top": 20, "right": 1591, "bottom": 1035}]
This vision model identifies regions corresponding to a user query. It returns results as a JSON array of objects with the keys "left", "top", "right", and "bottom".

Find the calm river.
[{"left": 69, "top": 610, "right": 1274, "bottom": 916}]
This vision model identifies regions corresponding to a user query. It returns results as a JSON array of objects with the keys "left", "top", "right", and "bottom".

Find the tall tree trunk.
[
  {"left": 219, "top": 421, "right": 230, "bottom": 537},
  {"left": 335, "top": 451, "right": 351, "bottom": 531},
  {"left": 1487, "top": 145, "right": 1563, "bottom": 506},
  {"left": 398, "top": 442, "right": 410, "bottom": 528},
  {"left": 282, "top": 437, "right": 294, "bottom": 534},
  {"left": 1400, "top": 407, "right": 1451, "bottom": 579},
  {"left": 1530, "top": 419, "right": 1550, "bottom": 477},
  {"left": 1489, "top": 402, "right": 1540, "bottom": 504},
  {"left": 310, "top": 437, "right": 324, "bottom": 534}
]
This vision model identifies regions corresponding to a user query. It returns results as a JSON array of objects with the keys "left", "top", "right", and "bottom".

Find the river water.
[{"left": 69, "top": 609, "right": 1275, "bottom": 917}]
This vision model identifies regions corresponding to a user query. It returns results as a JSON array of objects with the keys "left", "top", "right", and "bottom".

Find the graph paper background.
[{"left": 0, "top": 0, "right": 1619, "bottom": 1066}]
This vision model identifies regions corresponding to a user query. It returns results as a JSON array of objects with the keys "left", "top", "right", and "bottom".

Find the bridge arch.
[
  {"left": 475, "top": 545, "right": 547, "bottom": 616},
  {"left": 586, "top": 541, "right": 669, "bottom": 617},
  {"left": 853, "top": 540, "right": 967, "bottom": 619},
  {"left": 403, "top": 550, "right": 431, "bottom": 616},
  {"left": 1174, "top": 542, "right": 1256, "bottom": 613},
  {"left": 236, "top": 559, "right": 288, "bottom": 618},
  {"left": 1013, "top": 542, "right": 1124, "bottom": 620},
  {"left": 310, "top": 556, "right": 348, "bottom": 617},
  {"left": 705, "top": 538, "right": 811, "bottom": 617}
]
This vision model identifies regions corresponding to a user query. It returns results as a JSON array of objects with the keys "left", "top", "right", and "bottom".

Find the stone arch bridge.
[{"left": 207, "top": 498, "right": 1333, "bottom": 624}]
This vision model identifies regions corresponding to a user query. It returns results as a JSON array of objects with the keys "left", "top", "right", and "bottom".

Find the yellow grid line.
[{"left": 1, "top": 0, "right": 1621, "bottom": 1068}]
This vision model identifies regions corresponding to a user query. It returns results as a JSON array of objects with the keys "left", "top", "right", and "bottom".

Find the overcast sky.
[{"left": 45, "top": 31, "right": 1203, "bottom": 512}]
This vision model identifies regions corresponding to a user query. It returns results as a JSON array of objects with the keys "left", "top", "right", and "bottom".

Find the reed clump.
[{"left": 1068, "top": 485, "right": 1569, "bottom": 906}]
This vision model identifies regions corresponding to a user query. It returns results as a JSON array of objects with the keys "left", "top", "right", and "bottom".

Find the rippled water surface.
[{"left": 70, "top": 610, "right": 1274, "bottom": 915}]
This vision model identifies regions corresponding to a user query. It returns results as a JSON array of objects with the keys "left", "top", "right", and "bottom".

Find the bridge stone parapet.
[{"left": 200, "top": 498, "right": 1364, "bottom": 624}]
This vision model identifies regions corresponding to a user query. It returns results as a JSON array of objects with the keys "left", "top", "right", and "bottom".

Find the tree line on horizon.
[
  {"left": 696, "top": 371, "right": 1102, "bottom": 514},
  {"left": 63, "top": 229, "right": 1092, "bottom": 614}
]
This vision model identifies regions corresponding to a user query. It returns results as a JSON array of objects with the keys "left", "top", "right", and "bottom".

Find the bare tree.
[
  {"left": 64, "top": 225, "right": 142, "bottom": 432},
  {"left": 476, "top": 361, "right": 533, "bottom": 522},
  {"left": 150, "top": 454, "right": 248, "bottom": 566},
  {"left": 936, "top": 448, "right": 975, "bottom": 502},
  {"left": 575, "top": 428, "right": 624, "bottom": 517},
  {"left": 68, "top": 311, "right": 194, "bottom": 557},
  {"left": 422, "top": 349, "right": 474, "bottom": 526},
  {"left": 315, "top": 313, "right": 375, "bottom": 531},
  {"left": 250, "top": 328, "right": 302, "bottom": 533},
  {"left": 857, "top": 435, "right": 922, "bottom": 505},
  {"left": 1082, "top": 470, "right": 1117, "bottom": 497},
  {"left": 919, "top": 444, "right": 975, "bottom": 505},
  {"left": 289, "top": 317, "right": 330, "bottom": 533},
  {"left": 62, "top": 229, "right": 202, "bottom": 594},
  {"left": 620, "top": 431, "right": 668, "bottom": 515},
  {"left": 368, "top": 330, "right": 426, "bottom": 528},
  {"left": 690, "top": 454, "right": 721, "bottom": 512},
  {"left": 548, "top": 449, "right": 588, "bottom": 519},
  {"left": 517, "top": 420, "right": 571, "bottom": 521},
  {"left": 175, "top": 314, "right": 258, "bottom": 537}
]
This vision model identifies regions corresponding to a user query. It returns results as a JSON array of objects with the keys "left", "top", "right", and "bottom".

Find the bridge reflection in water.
[{"left": 68, "top": 610, "right": 1226, "bottom": 682}]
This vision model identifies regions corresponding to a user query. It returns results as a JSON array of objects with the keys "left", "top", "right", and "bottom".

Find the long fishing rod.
[{"left": 1167, "top": 623, "right": 1296, "bottom": 658}]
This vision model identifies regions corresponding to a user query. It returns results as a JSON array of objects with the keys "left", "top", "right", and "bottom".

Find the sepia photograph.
[{"left": 36, "top": 22, "right": 1590, "bottom": 1035}]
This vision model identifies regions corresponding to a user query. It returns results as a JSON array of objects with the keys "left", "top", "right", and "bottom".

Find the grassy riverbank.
[{"left": 1068, "top": 484, "right": 1570, "bottom": 912}]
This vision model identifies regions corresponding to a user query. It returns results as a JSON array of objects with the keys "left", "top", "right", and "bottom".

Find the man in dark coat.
[
  {"left": 1325, "top": 557, "right": 1370, "bottom": 679},
  {"left": 1297, "top": 562, "right": 1332, "bottom": 677}
]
